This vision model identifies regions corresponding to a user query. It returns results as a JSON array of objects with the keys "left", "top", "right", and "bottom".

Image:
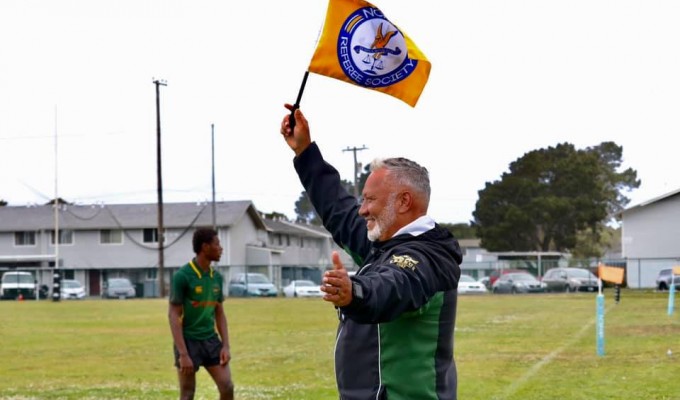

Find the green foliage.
[
  {"left": 44, "top": 197, "right": 71, "bottom": 205},
  {"left": 0, "top": 292, "right": 678, "bottom": 399},
  {"left": 261, "top": 211, "right": 290, "bottom": 221},
  {"left": 473, "top": 142, "right": 639, "bottom": 252},
  {"left": 0, "top": 199, "right": 6, "bottom": 206},
  {"left": 441, "top": 222, "right": 476, "bottom": 239},
  {"left": 358, "top": 164, "right": 370, "bottom": 195},
  {"left": 294, "top": 190, "right": 322, "bottom": 225},
  {"left": 571, "top": 225, "right": 621, "bottom": 259},
  {"left": 294, "top": 179, "right": 355, "bottom": 226}
]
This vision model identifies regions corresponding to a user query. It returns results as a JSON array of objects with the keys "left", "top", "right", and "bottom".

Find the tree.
[
  {"left": 571, "top": 225, "right": 620, "bottom": 259},
  {"left": 0, "top": 199, "right": 7, "bottom": 206},
  {"left": 294, "top": 191, "right": 322, "bottom": 225},
  {"left": 357, "top": 164, "right": 370, "bottom": 196},
  {"left": 45, "top": 197, "right": 71, "bottom": 206},
  {"left": 261, "top": 211, "right": 289, "bottom": 221},
  {"left": 472, "top": 142, "right": 639, "bottom": 253},
  {"left": 440, "top": 223, "right": 476, "bottom": 239},
  {"left": 294, "top": 179, "right": 356, "bottom": 225}
]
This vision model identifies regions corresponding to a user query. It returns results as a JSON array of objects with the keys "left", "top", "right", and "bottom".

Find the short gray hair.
[{"left": 370, "top": 157, "right": 430, "bottom": 203}]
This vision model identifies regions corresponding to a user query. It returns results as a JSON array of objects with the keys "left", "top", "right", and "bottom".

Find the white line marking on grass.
[{"left": 495, "top": 303, "right": 616, "bottom": 400}]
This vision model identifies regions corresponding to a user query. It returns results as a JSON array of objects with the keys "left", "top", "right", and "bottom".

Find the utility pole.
[
  {"left": 153, "top": 78, "right": 167, "bottom": 297},
  {"left": 52, "top": 105, "right": 60, "bottom": 302},
  {"left": 343, "top": 145, "right": 368, "bottom": 198}
]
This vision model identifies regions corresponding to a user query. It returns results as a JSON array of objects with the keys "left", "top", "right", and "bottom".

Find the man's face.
[
  {"left": 359, "top": 169, "right": 398, "bottom": 242},
  {"left": 204, "top": 236, "right": 223, "bottom": 262}
]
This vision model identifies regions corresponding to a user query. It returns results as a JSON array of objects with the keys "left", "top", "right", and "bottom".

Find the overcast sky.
[{"left": 1, "top": 0, "right": 678, "bottom": 224}]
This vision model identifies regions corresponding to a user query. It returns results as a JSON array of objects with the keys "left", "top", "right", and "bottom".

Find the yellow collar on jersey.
[{"left": 189, "top": 259, "right": 214, "bottom": 279}]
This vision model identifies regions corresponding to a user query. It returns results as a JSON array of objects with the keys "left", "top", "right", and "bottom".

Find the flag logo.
[
  {"left": 339, "top": 10, "right": 414, "bottom": 88},
  {"left": 309, "top": 0, "right": 431, "bottom": 107}
]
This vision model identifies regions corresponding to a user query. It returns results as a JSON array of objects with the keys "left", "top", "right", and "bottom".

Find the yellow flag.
[
  {"left": 309, "top": 0, "right": 431, "bottom": 107},
  {"left": 598, "top": 265, "right": 625, "bottom": 285}
]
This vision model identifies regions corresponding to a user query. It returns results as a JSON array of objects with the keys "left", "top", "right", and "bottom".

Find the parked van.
[{"left": 1, "top": 271, "right": 37, "bottom": 300}]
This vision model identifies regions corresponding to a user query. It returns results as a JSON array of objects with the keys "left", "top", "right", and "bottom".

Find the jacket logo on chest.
[
  {"left": 390, "top": 254, "right": 419, "bottom": 270},
  {"left": 195, "top": 285, "right": 203, "bottom": 294}
]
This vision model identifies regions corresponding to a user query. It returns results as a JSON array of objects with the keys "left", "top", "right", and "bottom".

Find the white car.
[
  {"left": 282, "top": 280, "right": 323, "bottom": 298},
  {"left": 458, "top": 274, "right": 488, "bottom": 294},
  {"left": 60, "top": 279, "right": 86, "bottom": 300}
]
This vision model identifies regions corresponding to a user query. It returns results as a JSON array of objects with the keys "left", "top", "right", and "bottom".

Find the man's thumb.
[{"left": 332, "top": 251, "right": 344, "bottom": 270}]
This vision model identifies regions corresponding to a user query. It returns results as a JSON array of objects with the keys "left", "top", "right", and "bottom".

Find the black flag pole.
[{"left": 289, "top": 70, "right": 310, "bottom": 131}]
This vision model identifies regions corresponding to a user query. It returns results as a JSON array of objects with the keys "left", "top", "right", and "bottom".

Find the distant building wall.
[{"left": 622, "top": 194, "right": 680, "bottom": 259}]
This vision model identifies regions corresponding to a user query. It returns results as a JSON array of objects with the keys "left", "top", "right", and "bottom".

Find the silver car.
[
  {"left": 228, "top": 273, "right": 278, "bottom": 297},
  {"left": 655, "top": 269, "right": 680, "bottom": 291},
  {"left": 492, "top": 272, "right": 545, "bottom": 294},
  {"left": 542, "top": 268, "right": 598, "bottom": 293},
  {"left": 102, "top": 278, "right": 136, "bottom": 299}
]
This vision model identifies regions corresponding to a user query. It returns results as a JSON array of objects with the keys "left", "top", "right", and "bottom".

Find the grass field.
[{"left": 1, "top": 289, "right": 679, "bottom": 400}]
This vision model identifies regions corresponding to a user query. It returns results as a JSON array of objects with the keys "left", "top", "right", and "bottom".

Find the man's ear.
[{"left": 397, "top": 191, "right": 413, "bottom": 213}]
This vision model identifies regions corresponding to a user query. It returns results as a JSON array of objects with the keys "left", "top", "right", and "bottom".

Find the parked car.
[
  {"left": 60, "top": 279, "right": 86, "bottom": 300},
  {"left": 492, "top": 272, "right": 545, "bottom": 294},
  {"left": 542, "top": 267, "right": 598, "bottom": 293},
  {"left": 228, "top": 273, "right": 278, "bottom": 297},
  {"left": 1, "top": 271, "right": 37, "bottom": 300},
  {"left": 282, "top": 280, "right": 323, "bottom": 298},
  {"left": 458, "top": 274, "right": 488, "bottom": 294},
  {"left": 655, "top": 268, "right": 680, "bottom": 291},
  {"left": 479, "top": 276, "right": 491, "bottom": 290},
  {"left": 102, "top": 278, "right": 136, "bottom": 299},
  {"left": 488, "top": 269, "right": 525, "bottom": 287}
]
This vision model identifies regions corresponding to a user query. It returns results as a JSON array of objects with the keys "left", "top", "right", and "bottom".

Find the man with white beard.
[{"left": 279, "top": 104, "right": 463, "bottom": 400}]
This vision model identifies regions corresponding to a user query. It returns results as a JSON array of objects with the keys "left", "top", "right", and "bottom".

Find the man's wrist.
[{"left": 351, "top": 281, "right": 364, "bottom": 301}]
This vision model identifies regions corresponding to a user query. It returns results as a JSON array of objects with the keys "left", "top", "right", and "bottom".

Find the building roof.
[
  {"left": 0, "top": 201, "right": 268, "bottom": 232},
  {"left": 264, "top": 219, "right": 331, "bottom": 239},
  {"left": 621, "top": 188, "right": 680, "bottom": 215}
]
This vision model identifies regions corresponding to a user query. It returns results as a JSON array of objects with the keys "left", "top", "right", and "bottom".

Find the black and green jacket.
[{"left": 294, "top": 143, "right": 462, "bottom": 400}]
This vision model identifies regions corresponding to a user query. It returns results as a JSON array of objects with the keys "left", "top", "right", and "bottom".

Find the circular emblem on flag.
[{"left": 338, "top": 7, "right": 418, "bottom": 88}]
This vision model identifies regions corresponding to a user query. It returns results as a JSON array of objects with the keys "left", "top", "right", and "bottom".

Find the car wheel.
[
  {"left": 294, "top": 291, "right": 298, "bottom": 298},
  {"left": 511, "top": 287, "right": 517, "bottom": 294},
  {"left": 659, "top": 283, "right": 668, "bottom": 291}
]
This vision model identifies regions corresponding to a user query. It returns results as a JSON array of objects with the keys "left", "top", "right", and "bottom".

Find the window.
[
  {"left": 14, "top": 231, "right": 36, "bottom": 246},
  {"left": 100, "top": 229, "right": 123, "bottom": 244},
  {"left": 50, "top": 230, "right": 74, "bottom": 245},
  {"left": 143, "top": 228, "right": 159, "bottom": 243}
]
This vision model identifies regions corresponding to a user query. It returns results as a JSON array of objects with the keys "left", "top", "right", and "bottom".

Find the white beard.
[{"left": 367, "top": 195, "right": 397, "bottom": 242}]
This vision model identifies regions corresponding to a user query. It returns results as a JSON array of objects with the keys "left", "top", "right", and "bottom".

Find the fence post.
[
  {"left": 596, "top": 279, "right": 605, "bottom": 357},
  {"left": 668, "top": 282, "right": 675, "bottom": 316}
]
